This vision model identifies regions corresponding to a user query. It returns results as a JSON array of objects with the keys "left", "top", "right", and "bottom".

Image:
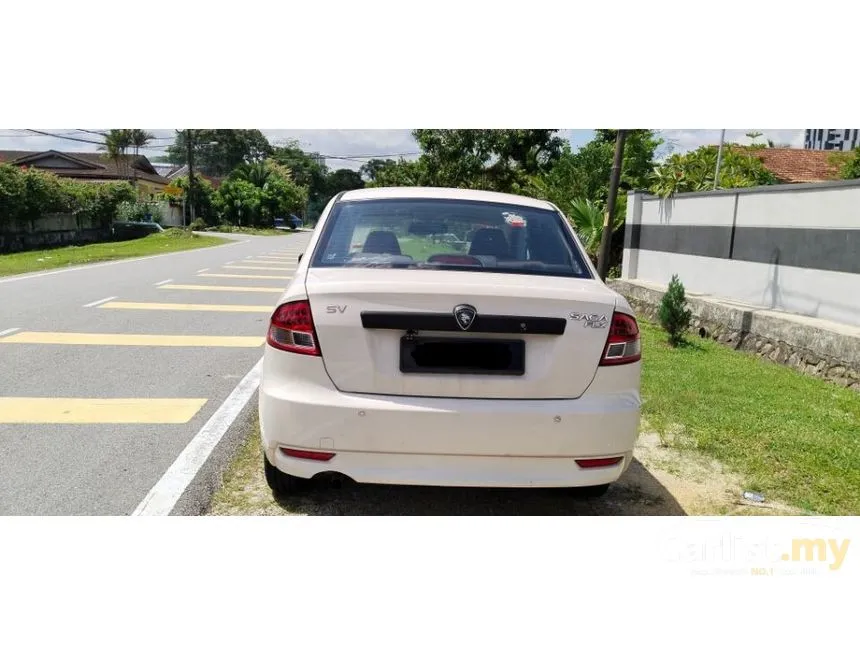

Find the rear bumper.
[
  {"left": 259, "top": 354, "right": 641, "bottom": 488},
  {"left": 271, "top": 448, "right": 634, "bottom": 488}
]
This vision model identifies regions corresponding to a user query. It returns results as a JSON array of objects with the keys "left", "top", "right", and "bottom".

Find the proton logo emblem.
[{"left": 453, "top": 304, "right": 477, "bottom": 331}]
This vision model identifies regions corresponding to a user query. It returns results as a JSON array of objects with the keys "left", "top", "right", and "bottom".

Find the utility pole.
[
  {"left": 713, "top": 129, "right": 726, "bottom": 190},
  {"left": 186, "top": 129, "right": 195, "bottom": 226},
  {"left": 597, "top": 129, "right": 627, "bottom": 281}
]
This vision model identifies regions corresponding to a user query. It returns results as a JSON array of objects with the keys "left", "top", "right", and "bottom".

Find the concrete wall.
[{"left": 621, "top": 179, "right": 860, "bottom": 327}]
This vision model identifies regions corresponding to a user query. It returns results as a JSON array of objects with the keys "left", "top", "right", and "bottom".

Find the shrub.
[
  {"left": 189, "top": 217, "right": 207, "bottom": 231},
  {"left": 116, "top": 201, "right": 163, "bottom": 224},
  {"left": 659, "top": 274, "right": 692, "bottom": 346},
  {"left": 837, "top": 147, "right": 860, "bottom": 180}
]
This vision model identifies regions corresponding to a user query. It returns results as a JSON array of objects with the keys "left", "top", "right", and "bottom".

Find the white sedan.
[{"left": 259, "top": 187, "right": 642, "bottom": 498}]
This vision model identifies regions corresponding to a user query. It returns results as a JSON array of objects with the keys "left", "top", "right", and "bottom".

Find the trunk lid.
[{"left": 306, "top": 268, "right": 617, "bottom": 399}]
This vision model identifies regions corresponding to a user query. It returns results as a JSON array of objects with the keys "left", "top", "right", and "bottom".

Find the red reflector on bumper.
[
  {"left": 280, "top": 448, "right": 335, "bottom": 462},
  {"left": 575, "top": 456, "right": 624, "bottom": 469}
]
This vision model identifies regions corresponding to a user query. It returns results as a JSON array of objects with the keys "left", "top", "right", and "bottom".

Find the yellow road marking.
[
  {"left": 0, "top": 398, "right": 207, "bottom": 424},
  {"left": 196, "top": 273, "right": 291, "bottom": 281},
  {"left": 159, "top": 284, "right": 283, "bottom": 293},
  {"left": 224, "top": 265, "right": 293, "bottom": 271},
  {"left": 0, "top": 332, "right": 264, "bottom": 347},
  {"left": 99, "top": 301, "right": 274, "bottom": 313}
]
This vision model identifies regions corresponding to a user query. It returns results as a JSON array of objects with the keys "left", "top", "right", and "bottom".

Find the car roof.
[{"left": 338, "top": 186, "right": 557, "bottom": 211}]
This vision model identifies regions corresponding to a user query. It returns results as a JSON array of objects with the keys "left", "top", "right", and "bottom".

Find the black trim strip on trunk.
[{"left": 361, "top": 311, "right": 567, "bottom": 335}]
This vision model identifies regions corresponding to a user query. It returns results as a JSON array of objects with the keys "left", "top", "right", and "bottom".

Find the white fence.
[{"left": 621, "top": 179, "right": 860, "bottom": 327}]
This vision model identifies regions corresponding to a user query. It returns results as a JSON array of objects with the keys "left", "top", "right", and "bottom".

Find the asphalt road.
[{"left": 0, "top": 231, "right": 311, "bottom": 515}]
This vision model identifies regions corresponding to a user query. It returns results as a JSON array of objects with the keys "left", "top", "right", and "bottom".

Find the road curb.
[{"left": 168, "top": 389, "right": 260, "bottom": 516}]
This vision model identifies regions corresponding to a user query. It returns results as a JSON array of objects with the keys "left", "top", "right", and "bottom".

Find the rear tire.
[
  {"left": 571, "top": 483, "right": 611, "bottom": 498},
  {"left": 264, "top": 454, "right": 309, "bottom": 496}
]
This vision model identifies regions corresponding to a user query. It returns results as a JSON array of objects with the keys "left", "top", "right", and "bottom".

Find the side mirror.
[{"left": 297, "top": 253, "right": 303, "bottom": 263}]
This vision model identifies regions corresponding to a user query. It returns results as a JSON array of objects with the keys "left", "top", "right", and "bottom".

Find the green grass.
[
  {"left": 398, "top": 237, "right": 461, "bottom": 260},
  {"left": 0, "top": 229, "right": 227, "bottom": 277},
  {"left": 640, "top": 321, "right": 860, "bottom": 515},
  {"left": 204, "top": 225, "right": 294, "bottom": 235}
]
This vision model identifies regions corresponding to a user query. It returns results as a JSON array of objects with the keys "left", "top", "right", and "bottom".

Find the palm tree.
[
  {"left": 231, "top": 161, "right": 272, "bottom": 189},
  {"left": 101, "top": 129, "right": 133, "bottom": 180},
  {"left": 566, "top": 197, "right": 625, "bottom": 262},
  {"left": 128, "top": 129, "right": 154, "bottom": 159}
]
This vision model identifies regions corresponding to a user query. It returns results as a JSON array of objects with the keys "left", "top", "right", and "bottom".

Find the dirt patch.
[
  {"left": 206, "top": 423, "right": 805, "bottom": 516},
  {"left": 632, "top": 425, "right": 802, "bottom": 516}
]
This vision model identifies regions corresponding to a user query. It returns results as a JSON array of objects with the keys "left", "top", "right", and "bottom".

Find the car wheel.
[
  {"left": 264, "top": 453, "right": 309, "bottom": 496},
  {"left": 571, "top": 483, "right": 610, "bottom": 499}
]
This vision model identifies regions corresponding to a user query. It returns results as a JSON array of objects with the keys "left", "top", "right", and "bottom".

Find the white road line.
[
  {"left": 132, "top": 357, "right": 263, "bottom": 516},
  {"left": 153, "top": 279, "right": 173, "bottom": 286},
  {"left": 0, "top": 239, "right": 252, "bottom": 285},
  {"left": 197, "top": 268, "right": 209, "bottom": 273},
  {"left": 83, "top": 296, "right": 117, "bottom": 308},
  {"left": 0, "top": 328, "right": 21, "bottom": 338}
]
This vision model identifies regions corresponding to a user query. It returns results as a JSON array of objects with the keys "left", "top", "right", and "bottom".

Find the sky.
[{"left": 0, "top": 129, "right": 807, "bottom": 171}]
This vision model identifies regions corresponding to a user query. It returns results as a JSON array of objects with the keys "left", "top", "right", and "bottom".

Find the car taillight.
[
  {"left": 267, "top": 300, "right": 321, "bottom": 356},
  {"left": 599, "top": 312, "right": 641, "bottom": 366}
]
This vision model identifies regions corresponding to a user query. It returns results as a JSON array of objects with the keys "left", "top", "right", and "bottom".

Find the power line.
[
  {"left": 23, "top": 129, "right": 106, "bottom": 146},
  {"left": 76, "top": 129, "right": 176, "bottom": 142},
  {"left": 13, "top": 129, "right": 422, "bottom": 162}
]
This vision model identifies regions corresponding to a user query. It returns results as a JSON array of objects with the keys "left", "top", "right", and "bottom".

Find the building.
[
  {"left": 804, "top": 129, "right": 860, "bottom": 152},
  {"left": 719, "top": 146, "right": 849, "bottom": 184},
  {"left": 0, "top": 149, "right": 169, "bottom": 198}
]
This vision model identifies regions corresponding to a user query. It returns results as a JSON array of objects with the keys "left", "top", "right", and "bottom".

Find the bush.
[
  {"left": 0, "top": 165, "right": 137, "bottom": 234},
  {"left": 189, "top": 217, "right": 207, "bottom": 231},
  {"left": 116, "top": 201, "right": 163, "bottom": 224},
  {"left": 659, "top": 274, "right": 692, "bottom": 346}
]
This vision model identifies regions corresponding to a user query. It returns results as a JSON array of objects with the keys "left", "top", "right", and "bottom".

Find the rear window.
[{"left": 311, "top": 198, "right": 591, "bottom": 278}]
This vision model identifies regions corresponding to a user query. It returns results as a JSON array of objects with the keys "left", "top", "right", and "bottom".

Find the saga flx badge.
[{"left": 569, "top": 312, "right": 608, "bottom": 328}]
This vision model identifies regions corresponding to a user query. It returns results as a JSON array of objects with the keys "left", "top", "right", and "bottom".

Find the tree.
[
  {"left": 659, "top": 274, "right": 693, "bottom": 347},
  {"left": 101, "top": 129, "right": 134, "bottom": 179},
  {"left": 128, "top": 129, "right": 154, "bottom": 158},
  {"left": 360, "top": 158, "right": 396, "bottom": 182},
  {"left": 836, "top": 147, "right": 860, "bottom": 179},
  {"left": 169, "top": 174, "right": 217, "bottom": 225},
  {"left": 650, "top": 145, "right": 777, "bottom": 197},
  {"left": 231, "top": 161, "right": 274, "bottom": 188},
  {"left": 271, "top": 141, "right": 329, "bottom": 218},
  {"left": 260, "top": 174, "right": 307, "bottom": 226},
  {"left": 61, "top": 180, "right": 137, "bottom": 229},
  {"left": 0, "top": 164, "right": 26, "bottom": 231},
  {"left": 213, "top": 178, "right": 261, "bottom": 226},
  {"left": 367, "top": 157, "right": 429, "bottom": 187},
  {"left": 525, "top": 131, "right": 661, "bottom": 211},
  {"left": 227, "top": 159, "right": 308, "bottom": 226},
  {"left": 565, "top": 197, "right": 625, "bottom": 264},
  {"left": 324, "top": 168, "right": 365, "bottom": 195},
  {"left": 412, "top": 129, "right": 564, "bottom": 192},
  {"left": 19, "top": 169, "right": 68, "bottom": 231},
  {"left": 166, "top": 129, "right": 273, "bottom": 176}
]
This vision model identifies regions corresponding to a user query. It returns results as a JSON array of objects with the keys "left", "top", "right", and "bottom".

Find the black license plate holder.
[{"left": 399, "top": 336, "right": 525, "bottom": 376}]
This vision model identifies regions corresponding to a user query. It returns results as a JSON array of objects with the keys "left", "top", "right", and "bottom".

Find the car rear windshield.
[{"left": 311, "top": 198, "right": 592, "bottom": 278}]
